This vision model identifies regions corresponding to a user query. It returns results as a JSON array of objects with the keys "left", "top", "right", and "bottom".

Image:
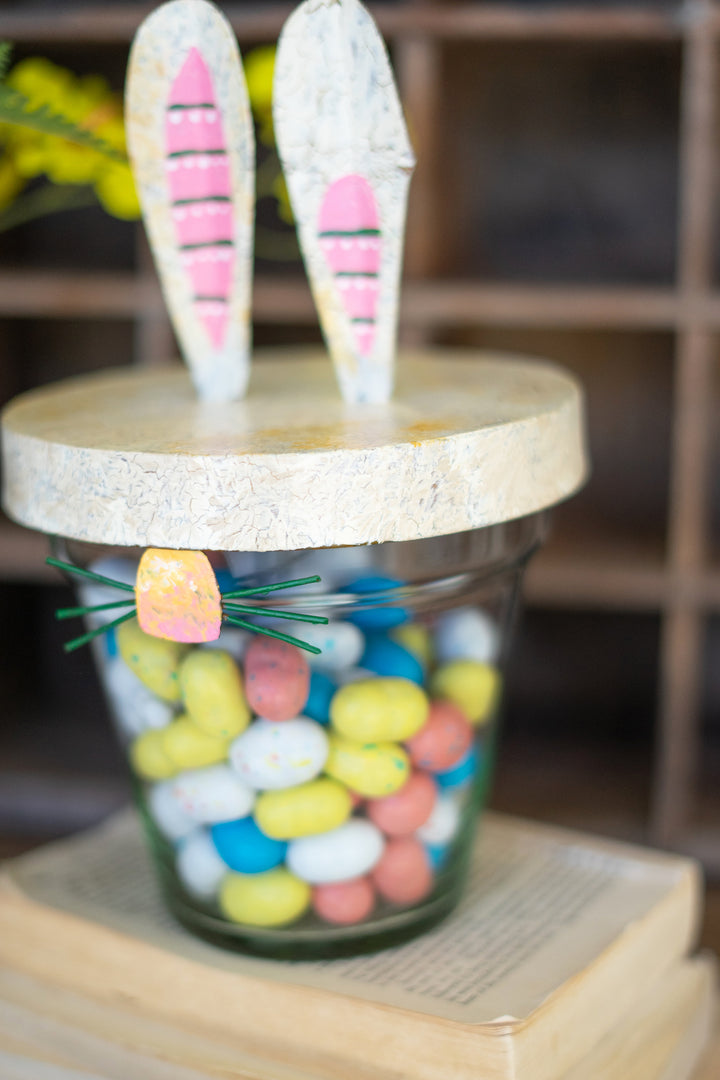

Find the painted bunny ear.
[
  {"left": 273, "top": 0, "right": 415, "bottom": 405},
  {"left": 126, "top": 0, "right": 254, "bottom": 402}
]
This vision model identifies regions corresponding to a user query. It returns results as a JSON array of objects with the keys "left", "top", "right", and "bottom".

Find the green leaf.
[
  {"left": 0, "top": 182, "right": 97, "bottom": 233},
  {"left": 0, "top": 86, "right": 126, "bottom": 163},
  {"left": 0, "top": 43, "right": 12, "bottom": 82}
]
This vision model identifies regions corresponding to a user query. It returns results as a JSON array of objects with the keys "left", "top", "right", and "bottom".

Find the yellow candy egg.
[
  {"left": 130, "top": 729, "right": 176, "bottom": 780},
  {"left": 325, "top": 735, "right": 410, "bottom": 798},
  {"left": 179, "top": 649, "right": 250, "bottom": 738},
  {"left": 220, "top": 868, "right": 311, "bottom": 927},
  {"left": 162, "top": 715, "right": 229, "bottom": 769},
  {"left": 254, "top": 778, "right": 351, "bottom": 840},
  {"left": 430, "top": 660, "right": 500, "bottom": 725},
  {"left": 117, "top": 618, "right": 187, "bottom": 703},
  {"left": 391, "top": 624, "right": 433, "bottom": 669},
  {"left": 330, "top": 678, "right": 429, "bottom": 743}
]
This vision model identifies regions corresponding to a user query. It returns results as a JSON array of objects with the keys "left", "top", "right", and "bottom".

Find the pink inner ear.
[
  {"left": 165, "top": 48, "right": 234, "bottom": 351},
  {"left": 318, "top": 175, "right": 381, "bottom": 357}
]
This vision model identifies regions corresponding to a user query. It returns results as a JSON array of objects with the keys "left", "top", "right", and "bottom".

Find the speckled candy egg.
[
  {"left": 244, "top": 637, "right": 310, "bottom": 722},
  {"left": 430, "top": 660, "right": 500, "bottom": 725},
  {"left": 287, "top": 820, "right": 384, "bottom": 884},
  {"left": 179, "top": 649, "right": 250, "bottom": 738},
  {"left": 299, "top": 621, "right": 365, "bottom": 672},
  {"left": 325, "top": 734, "right": 410, "bottom": 798},
  {"left": 211, "top": 816, "right": 287, "bottom": 873},
  {"left": 303, "top": 671, "right": 336, "bottom": 724},
  {"left": 117, "top": 618, "right": 188, "bottom": 703},
  {"left": 169, "top": 764, "right": 255, "bottom": 823},
  {"left": 229, "top": 718, "right": 328, "bottom": 790},
  {"left": 103, "top": 657, "right": 175, "bottom": 739},
  {"left": 177, "top": 829, "right": 228, "bottom": 900},
  {"left": 372, "top": 838, "right": 433, "bottom": 906},
  {"left": 360, "top": 636, "right": 424, "bottom": 685},
  {"left": 434, "top": 607, "right": 500, "bottom": 664},
  {"left": 416, "top": 792, "right": 462, "bottom": 846},
  {"left": 254, "top": 778, "right": 352, "bottom": 839},
  {"left": 130, "top": 729, "right": 176, "bottom": 781},
  {"left": 391, "top": 623, "right": 433, "bottom": 669},
  {"left": 330, "top": 678, "right": 429, "bottom": 743},
  {"left": 344, "top": 575, "right": 408, "bottom": 631},
  {"left": 405, "top": 701, "right": 473, "bottom": 773},
  {"left": 435, "top": 745, "right": 480, "bottom": 790},
  {"left": 162, "top": 715, "right": 229, "bottom": 770},
  {"left": 148, "top": 780, "right": 195, "bottom": 841},
  {"left": 367, "top": 772, "right": 437, "bottom": 837},
  {"left": 220, "top": 867, "right": 311, "bottom": 927},
  {"left": 313, "top": 877, "right": 375, "bottom": 925}
]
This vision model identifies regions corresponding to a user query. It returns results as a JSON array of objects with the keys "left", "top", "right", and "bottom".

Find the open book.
[{"left": 0, "top": 811, "right": 703, "bottom": 1080}]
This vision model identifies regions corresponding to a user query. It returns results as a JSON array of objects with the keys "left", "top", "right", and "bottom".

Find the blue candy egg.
[
  {"left": 214, "top": 569, "right": 236, "bottom": 594},
  {"left": 104, "top": 627, "right": 118, "bottom": 659},
  {"left": 436, "top": 745, "right": 480, "bottom": 790},
  {"left": 345, "top": 575, "right": 408, "bottom": 631},
  {"left": 361, "top": 635, "right": 424, "bottom": 684},
  {"left": 303, "top": 671, "right": 336, "bottom": 725},
  {"left": 211, "top": 817, "right": 288, "bottom": 874},
  {"left": 424, "top": 842, "right": 451, "bottom": 870}
]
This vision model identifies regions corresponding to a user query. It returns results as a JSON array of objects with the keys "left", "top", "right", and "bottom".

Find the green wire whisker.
[
  {"left": 62, "top": 609, "right": 137, "bottom": 654},
  {"left": 55, "top": 599, "right": 137, "bottom": 621},
  {"left": 222, "top": 575, "right": 321, "bottom": 600},
  {"left": 223, "top": 615, "right": 322, "bottom": 655},
  {"left": 221, "top": 601, "right": 328, "bottom": 625},
  {"left": 46, "top": 556, "right": 135, "bottom": 592}
]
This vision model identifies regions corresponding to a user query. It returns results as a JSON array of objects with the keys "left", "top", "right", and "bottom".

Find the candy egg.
[
  {"left": 367, "top": 772, "right": 437, "bottom": 837},
  {"left": 254, "top": 778, "right": 352, "bottom": 839},
  {"left": 79, "top": 557, "right": 138, "bottom": 628},
  {"left": 289, "top": 546, "right": 373, "bottom": 591},
  {"left": 416, "top": 792, "right": 462, "bottom": 845},
  {"left": 170, "top": 764, "right": 254, "bottom": 823},
  {"left": 434, "top": 607, "right": 500, "bottom": 664},
  {"left": 423, "top": 842, "right": 451, "bottom": 871},
  {"left": 229, "top": 718, "right": 328, "bottom": 790},
  {"left": 130, "top": 729, "right": 177, "bottom": 780},
  {"left": 372, "top": 838, "right": 433, "bottom": 905},
  {"left": 244, "top": 637, "right": 310, "bottom": 722},
  {"left": 334, "top": 666, "right": 375, "bottom": 686},
  {"left": 161, "top": 715, "right": 229, "bottom": 769},
  {"left": 177, "top": 829, "right": 228, "bottom": 900},
  {"left": 360, "top": 636, "right": 424, "bottom": 685},
  {"left": 179, "top": 649, "right": 250, "bottom": 739},
  {"left": 303, "top": 671, "right": 336, "bottom": 724},
  {"left": 148, "top": 780, "right": 196, "bottom": 841},
  {"left": 287, "top": 820, "right": 384, "bottom": 884},
  {"left": 220, "top": 868, "right": 311, "bottom": 927},
  {"left": 103, "top": 657, "right": 175, "bottom": 738},
  {"left": 391, "top": 623, "right": 433, "bottom": 669},
  {"left": 430, "top": 660, "right": 500, "bottom": 725},
  {"left": 211, "top": 816, "right": 287, "bottom": 873},
  {"left": 436, "top": 744, "right": 480, "bottom": 790},
  {"left": 405, "top": 701, "right": 473, "bottom": 773},
  {"left": 330, "top": 678, "right": 429, "bottom": 743},
  {"left": 117, "top": 618, "right": 187, "bottom": 703},
  {"left": 298, "top": 621, "right": 365, "bottom": 672},
  {"left": 345, "top": 575, "right": 408, "bottom": 631},
  {"left": 325, "top": 735, "right": 410, "bottom": 798},
  {"left": 313, "top": 877, "right": 375, "bottom": 925}
]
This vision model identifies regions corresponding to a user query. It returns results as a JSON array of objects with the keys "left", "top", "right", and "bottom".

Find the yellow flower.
[
  {"left": 244, "top": 46, "right": 276, "bottom": 146},
  {"left": 94, "top": 161, "right": 140, "bottom": 220}
]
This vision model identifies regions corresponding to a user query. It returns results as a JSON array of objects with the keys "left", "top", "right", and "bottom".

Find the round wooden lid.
[{"left": 1, "top": 348, "right": 587, "bottom": 551}]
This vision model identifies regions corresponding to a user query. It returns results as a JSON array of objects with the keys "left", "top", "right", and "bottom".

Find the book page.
[{"left": 5, "top": 810, "right": 693, "bottom": 1025}]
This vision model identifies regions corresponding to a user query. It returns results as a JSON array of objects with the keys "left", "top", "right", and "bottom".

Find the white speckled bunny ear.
[
  {"left": 126, "top": 0, "right": 254, "bottom": 402},
  {"left": 273, "top": 0, "right": 416, "bottom": 405}
]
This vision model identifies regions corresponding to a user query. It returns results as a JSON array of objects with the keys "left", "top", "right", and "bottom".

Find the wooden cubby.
[{"left": 2, "top": 1, "right": 720, "bottom": 865}]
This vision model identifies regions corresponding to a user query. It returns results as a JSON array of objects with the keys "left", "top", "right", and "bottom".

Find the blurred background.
[{"left": 0, "top": 0, "right": 718, "bottom": 935}]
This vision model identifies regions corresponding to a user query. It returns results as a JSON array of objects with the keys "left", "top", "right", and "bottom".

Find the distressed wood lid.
[{"left": 1, "top": 348, "right": 587, "bottom": 551}]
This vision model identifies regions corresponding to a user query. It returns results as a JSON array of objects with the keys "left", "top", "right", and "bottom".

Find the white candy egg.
[
  {"left": 79, "top": 557, "right": 139, "bottom": 628},
  {"left": 434, "top": 607, "right": 500, "bottom": 665},
  {"left": 416, "top": 793, "right": 462, "bottom": 846},
  {"left": 177, "top": 829, "right": 228, "bottom": 900},
  {"left": 289, "top": 547, "right": 374, "bottom": 592},
  {"left": 287, "top": 819, "right": 385, "bottom": 884},
  {"left": 300, "top": 621, "right": 365, "bottom": 671},
  {"left": 229, "top": 718, "right": 328, "bottom": 790},
  {"left": 334, "top": 666, "right": 375, "bottom": 685},
  {"left": 148, "top": 781, "right": 196, "bottom": 842},
  {"left": 202, "top": 626, "right": 249, "bottom": 662},
  {"left": 103, "top": 657, "right": 174, "bottom": 738},
  {"left": 170, "top": 764, "right": 255, "bottom": 824}
]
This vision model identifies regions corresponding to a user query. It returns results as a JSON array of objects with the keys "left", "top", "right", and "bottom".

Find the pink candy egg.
[
  {"left": 372, "top": 838, "right": 433, "bottom": 905},
  {"left": 367, "top": 771, "right": 437, "bottom": 837},
  {"left": 405, "top": 701, "right": 473, "bottom": 773},
  {"left": 313, "top": 876, "right": 375, "bottom": 925},
  {"left": 244, "top": 638, "right": 310, "bottom": 722}
]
